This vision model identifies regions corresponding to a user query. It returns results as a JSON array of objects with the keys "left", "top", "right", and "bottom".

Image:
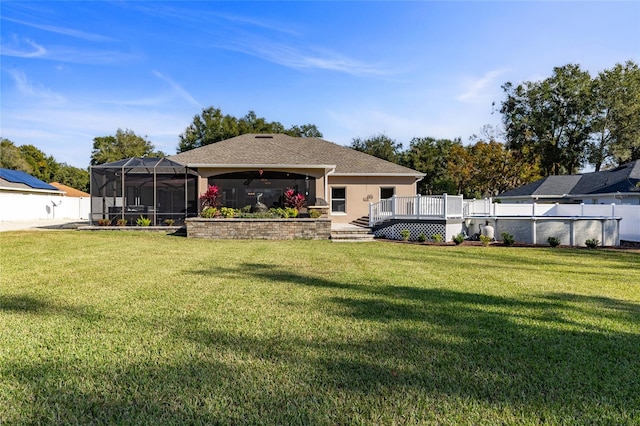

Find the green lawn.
[{"left": 1, "top": 231, "right": 639, "bottom": 425}]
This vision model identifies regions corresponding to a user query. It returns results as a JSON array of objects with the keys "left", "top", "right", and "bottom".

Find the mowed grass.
[{"left": 1, "top": 231, "right": 639, "bottom": 425}]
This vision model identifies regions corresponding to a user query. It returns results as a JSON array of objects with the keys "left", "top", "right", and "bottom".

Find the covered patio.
[{"left": 90, "top": 158, "right": 199, "bottom": 226}]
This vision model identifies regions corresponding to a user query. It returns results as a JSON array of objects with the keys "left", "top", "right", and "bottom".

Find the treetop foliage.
[
  {"left": 91, "top": 128, "right": 165, "bottom": 166},
  {"left": 501, "top": 60, "right": 639, "bottom": 174},
  {"left": 0, "top": 138, "right": 89, "bottom": 192},
  {"left": 178, "top": 107, "right": 322, "bottom": 152}
]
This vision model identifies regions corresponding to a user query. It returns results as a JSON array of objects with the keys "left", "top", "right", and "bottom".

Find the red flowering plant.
[
  {"left": 284, "top": 188, "right": 306, "bottom": 211},
  {"left": 200, "top": 184, "right": 221, "bottom": 217}
]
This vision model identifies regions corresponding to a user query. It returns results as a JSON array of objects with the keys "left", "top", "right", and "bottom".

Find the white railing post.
[
  {"left": 369, "top": 202, "right": 373, "bottom": 227},
  {"left": 581, "top": 203, "right": 584, "bottom": 216},
  {"left": 391, "top": 195, "right": 396, "bottom": 220},
  {"left": 611, "top": 203, "right": 615, "bottom": 218},
  {"left": 443, "top": 193, "right": 448, "bottom": 219},
  {"left": 416, "top": 194, "right": 421, "bottom": 218}
]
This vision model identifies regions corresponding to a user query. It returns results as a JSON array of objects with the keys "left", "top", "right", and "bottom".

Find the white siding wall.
[{"left": 0, "top": 191, "right": 90, "bottom": 221}]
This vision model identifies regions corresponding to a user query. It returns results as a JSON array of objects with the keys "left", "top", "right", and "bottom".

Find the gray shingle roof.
[
  {"left": 168, "top": 134, "right": 423, "bottom": 176},
  {"left": 500, "top": 160, "right": 640, "bottom": 197}
]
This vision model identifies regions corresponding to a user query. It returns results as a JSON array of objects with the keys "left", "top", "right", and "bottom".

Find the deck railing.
[{"left": 369, "top": 194, "right": 464, "bottom": 227}]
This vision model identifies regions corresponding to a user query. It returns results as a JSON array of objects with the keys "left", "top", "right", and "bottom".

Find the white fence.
[
  {"left": 465, "top": 199, "right": 640, "bottom": 242},
  {"left": 369, "top": 194, "right": 464, "bottom": 226},
  {"left": 0, "top": 191, "right": 90, "bottom": 221}
]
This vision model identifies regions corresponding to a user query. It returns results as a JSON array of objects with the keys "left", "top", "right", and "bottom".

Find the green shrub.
[
  {"left": 501, "top": 232, "right": 515, "bottom": 246},
  {"left": 269, "top": 208, "right": 288, "bottom": 218},
  {"left": 241, "top": 205, "right": 252, "bottom": 213},
  {"left": 585, "top": 238, "right": 600, "bottom": 248},
  {"left": 479, "top": 235, "right": 491, "bottom": 246},
  {"left": 400, "top": 229, "right": 410, "bottom": 241},
  {"left": 432, "top": 233, "right": 443, "bottom": 243},
  {"left": 136, "top": 215, "right": 151, "bottom": 227},
  {"left": 116, "top": 219, "right": 127, "bottom": 226},
  {"left": 285, "top": 207, "right": 299, "bottom": 218},
  {"left": 453, "top": 233, "right": 465, "bottom": 245},
  {"left": 309, "top": 209, "right": 322, "bottom": 219},
  {"left": 418, "top": 233, "right": 427, "bottom": 242},
  {"left": 201, "top": 207, "right": 218, "bottom": 218},
  {"left": 547, "top": 236, "right": 561, "bottom": 247},
  {"left": 220, "top": 207, "right": 237, "bottom": 218},
  {"left": 163, "top": 219, "right": 175, "bottom": 226}
]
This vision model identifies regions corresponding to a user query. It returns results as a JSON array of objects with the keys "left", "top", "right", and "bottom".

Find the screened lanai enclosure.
[{"left": 90, "top": 158, "right": 198, "bottom": 226}]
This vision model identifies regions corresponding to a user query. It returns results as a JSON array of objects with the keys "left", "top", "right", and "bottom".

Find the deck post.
[
  {"left": 391, "top": 195, "right": 396, "bottom": 220},
  {"left": 443, "top": 193, "right": 448, "bottom": 219}
]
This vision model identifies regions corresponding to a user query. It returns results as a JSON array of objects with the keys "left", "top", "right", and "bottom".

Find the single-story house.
[
  {"left": 49, "top": 182, "right": 90, "bottom": 198},
  {"left": 167, "top": 134, "right": 425, "bottom": 224},
  {"left": 0, "top": 168, "right": 90, "bottom": 221},
  {"left": 497, "top": 160, "right": 640, "bottom": 205}
]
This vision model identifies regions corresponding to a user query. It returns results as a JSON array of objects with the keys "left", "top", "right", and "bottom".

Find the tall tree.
[
  {"left": 178, "top": 107, "right": 323, "bottom": 152},
  {"left": 284, "top": 124, "right": 323, "bottom": 138},
  {"left": 448, "top": 140, "right": 541, "bottom": 198},
  {"left": 350, "top": 133, "right": 402, "bottom": 164},
  {"left": 401, "top": 137, "right": 460, "bottom": 194},
  {"left": 91, "top": 129, "right": 164, "bottom": 165},
  {"left": 0, "top": 139, "right": 32, "bottom": 172},
  {"left": 501, "top": 64, "right": 593, "bottom": 175},
  {"left": 178, "top": 107, "right": 240, "bottom": 152},
  {"left": 589, "top": 60, "right": 640, "bottom": 170},
  {"left": 19, "top": 144, "right": 59, "bottom": 182},
  {"left": 52, "top": 164, "right": 90, "bottom": 193}
]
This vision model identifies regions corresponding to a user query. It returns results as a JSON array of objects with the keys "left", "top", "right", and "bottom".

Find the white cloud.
[
  {"left": 0, "top": 35, "right": 138, "bottom": 65},
  {"left": 152, "top": 71, "right": 201, "bottom": 108},
  {"left": 5, "top": 69, "right": 65, "bottom": 103},
  {"left": 456, "top": 69, "right": 508, "bottom": 103},
  {"left": 1, "top": 36, "right": 46, "bottom": 58},
  {"left": 3, "top": 17, "right": 116, "bottom": 42},
  {"left": 220, "top": 38, "right": 390, "bottom": 76}
]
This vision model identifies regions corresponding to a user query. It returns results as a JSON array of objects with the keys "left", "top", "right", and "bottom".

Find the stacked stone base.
[{"left": 186, "top": 218, "right": 331, "bottom": 240}]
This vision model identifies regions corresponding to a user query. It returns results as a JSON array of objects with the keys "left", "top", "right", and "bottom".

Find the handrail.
[{"left": 369, "top": 194, "right": 464, "bottom": 226}]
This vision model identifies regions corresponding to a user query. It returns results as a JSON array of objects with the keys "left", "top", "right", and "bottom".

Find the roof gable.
[{"left": 168, "top": 134, "right": 423, "bottom": 176}]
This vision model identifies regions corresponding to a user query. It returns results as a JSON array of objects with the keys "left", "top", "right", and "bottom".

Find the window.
[
  {"left": 380, "top": 187, "right": 395, "bottom": 200},
  {"left": 331, "top": 187, "right": 346, "bottom": 213}
]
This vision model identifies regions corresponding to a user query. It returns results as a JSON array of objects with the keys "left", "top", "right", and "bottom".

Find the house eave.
[
  {"left": 0, "top": 186, "right": 65, "bottom": 195},
  {"left": 186, "top": 163, "right": 337, "bottom": 170},
  {"left": 330, "top": 172, "right": 426, "bottom": 177}
]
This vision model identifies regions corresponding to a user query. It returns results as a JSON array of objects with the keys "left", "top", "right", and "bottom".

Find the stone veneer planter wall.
[{"left": 185, "top": 218, "right": 331, "bottom": 240}]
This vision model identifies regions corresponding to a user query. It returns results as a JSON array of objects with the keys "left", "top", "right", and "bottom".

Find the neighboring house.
[
  {"left": 49, "top": 182, "right": 90, "bottom": 198},
  {"left": 0, "top": 168, "right": 89, "bottom": 221},
  {"left": 498, "top": 160, "right": 640, "bottom": 205},
  {"left": 168, "top": 134, "right": 425, "bottom": 224}
]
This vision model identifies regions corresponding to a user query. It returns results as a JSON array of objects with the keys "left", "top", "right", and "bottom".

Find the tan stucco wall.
[{"left": 327, "top": 175, "right": 419, "bottom": 223}]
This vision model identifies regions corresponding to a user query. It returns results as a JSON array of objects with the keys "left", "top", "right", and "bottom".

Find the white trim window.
[{"left": 331, "top": 187, "right": 346, "bottom": 213}]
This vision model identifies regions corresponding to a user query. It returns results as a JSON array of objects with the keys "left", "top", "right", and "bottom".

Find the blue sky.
[{"left": 1, "top": 1, "right": 639, "bottom": 168}]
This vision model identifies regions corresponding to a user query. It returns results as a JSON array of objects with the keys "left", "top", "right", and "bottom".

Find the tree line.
[
  {"left": 501, "top": 60, "right": 639, "bottom": 174},
  {"left": 1, "top": 60, "right": 636, "bottom": 195},
  {"left": 348, "top": 131, "right": 541, "bottom": 198},
  {"left": 1, "top": 139, "right": 90, "bottom": 192}
]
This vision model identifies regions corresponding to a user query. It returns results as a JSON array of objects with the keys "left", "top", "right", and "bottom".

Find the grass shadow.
[{"left": 0, "top": 295, "right": 102, "bottom": 320}]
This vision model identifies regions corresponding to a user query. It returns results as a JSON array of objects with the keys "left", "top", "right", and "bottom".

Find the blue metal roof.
[{"left": 0, "top": 168, "right": 59, "bottom": 190}]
